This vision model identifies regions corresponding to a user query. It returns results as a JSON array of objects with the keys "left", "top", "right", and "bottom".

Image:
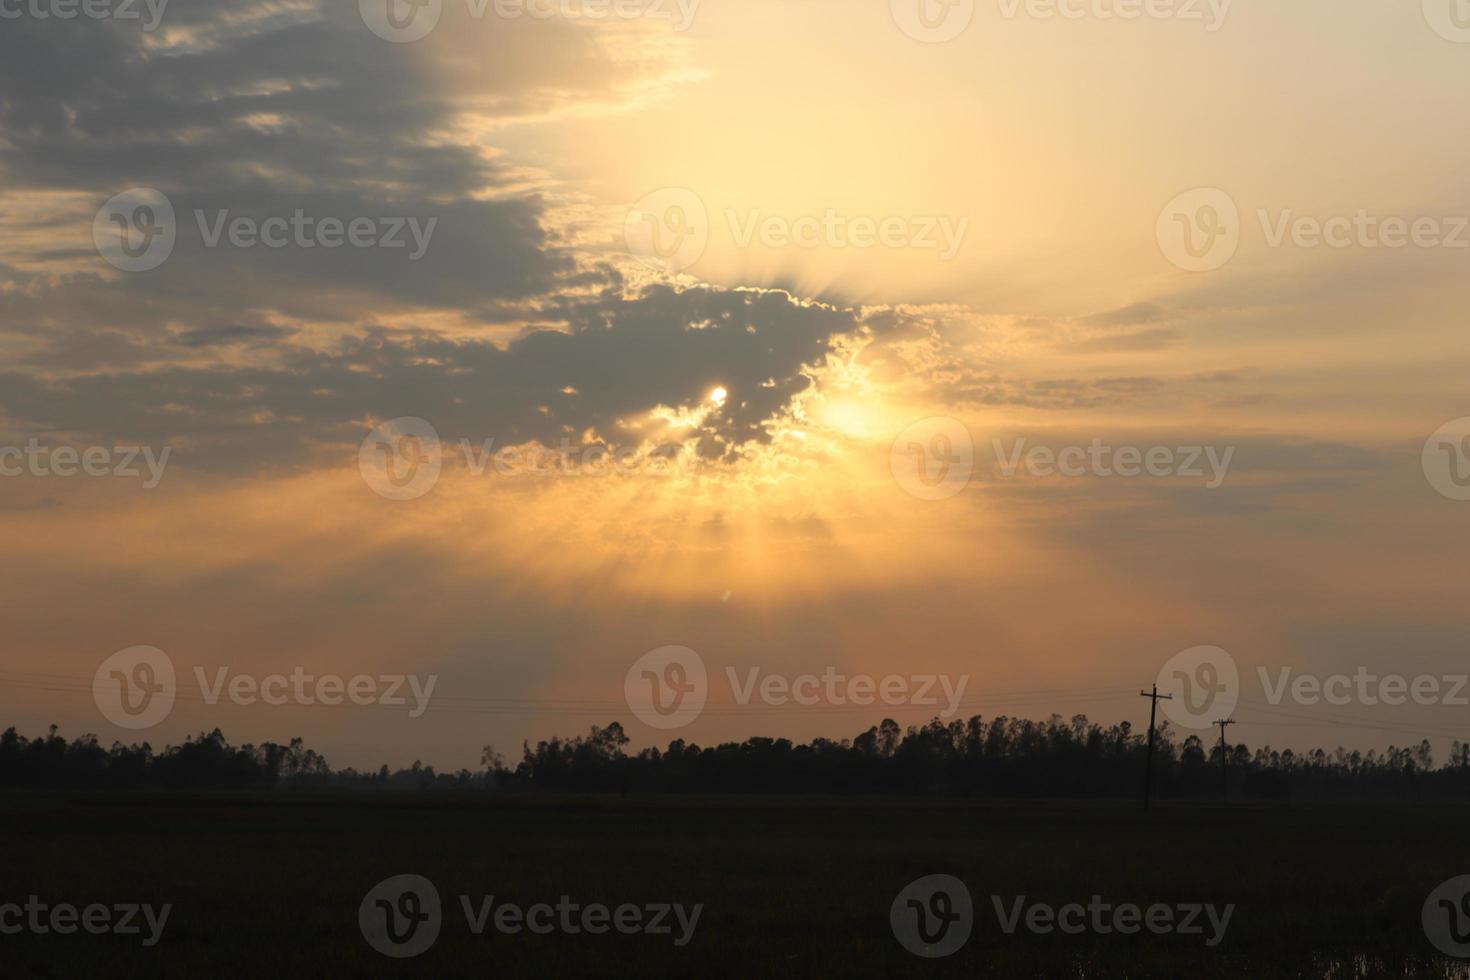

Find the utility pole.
[
  {"left": 1460, "top": 741, "right": 1469, "bottom": 803},
  {"left": 1139, "top": 685, "right": 1173, "bottom": 811},
  {"left": 1213, "top": 718, "right": 1236, "bottom": 804}
]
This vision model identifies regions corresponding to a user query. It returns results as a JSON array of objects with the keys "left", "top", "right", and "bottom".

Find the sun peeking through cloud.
[
  {"left": 388, "top": 333, "right": 1004, "bottom": 605},
  {"left": 312, "top": 322, "right": 1001, "bottom": 608}
]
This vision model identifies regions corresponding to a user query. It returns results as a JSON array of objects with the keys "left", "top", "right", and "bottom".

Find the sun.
[{"left": 710, "top": 386, "right": 728, "bottom": 406}]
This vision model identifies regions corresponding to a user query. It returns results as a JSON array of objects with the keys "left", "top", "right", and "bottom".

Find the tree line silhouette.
[{"left": 3, "top": 715, "right": 1466, "bottom": 800}]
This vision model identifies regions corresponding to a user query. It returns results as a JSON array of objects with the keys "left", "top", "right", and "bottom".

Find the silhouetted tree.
[{"left": 1, "top": 717, "right": 1460, "bottom": 799}]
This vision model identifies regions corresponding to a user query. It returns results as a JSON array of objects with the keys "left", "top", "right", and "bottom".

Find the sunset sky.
[{"left": 2, "top": 0, "right": 1469, "bottom": 770}]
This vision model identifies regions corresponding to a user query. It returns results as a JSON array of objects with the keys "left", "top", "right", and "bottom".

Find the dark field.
[{"left": 2, "top": 793, "right": 1469, "bottom": 978}]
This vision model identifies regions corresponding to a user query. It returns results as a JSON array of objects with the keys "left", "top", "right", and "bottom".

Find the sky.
[{"left": 2, "top": 0, "right": 1469, "bottom": 771}]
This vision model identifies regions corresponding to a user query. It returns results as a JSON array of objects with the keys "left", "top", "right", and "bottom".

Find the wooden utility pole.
[
  {"left": 1139, "top": 685, "right": 1173, "bottom": 810},
  {"left": 1213, "top": 718, "right": 1235, "bottom": 804}
]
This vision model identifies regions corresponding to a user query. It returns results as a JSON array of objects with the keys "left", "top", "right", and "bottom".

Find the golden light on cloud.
[{"left": 5, "top": 0, "right": 1470, "bottom": 783}]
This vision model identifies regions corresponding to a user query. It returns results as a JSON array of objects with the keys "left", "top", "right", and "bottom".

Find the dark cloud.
[
  {"left": 0, "top": 3, "right": 873, "bottom": 468},
  {"left": 171, "top": 323, "right": 293, "bottom": 348},
  {"left": 0, "top": 285, "right": 863, "bottom": 469},
  {"left": 0, "top": 4, "right": 589, "bottom": 314}
]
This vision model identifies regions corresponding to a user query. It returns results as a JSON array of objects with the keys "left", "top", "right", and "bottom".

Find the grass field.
[{"left": 1, "top": 793, "right": 1468, "bottom": 978}]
